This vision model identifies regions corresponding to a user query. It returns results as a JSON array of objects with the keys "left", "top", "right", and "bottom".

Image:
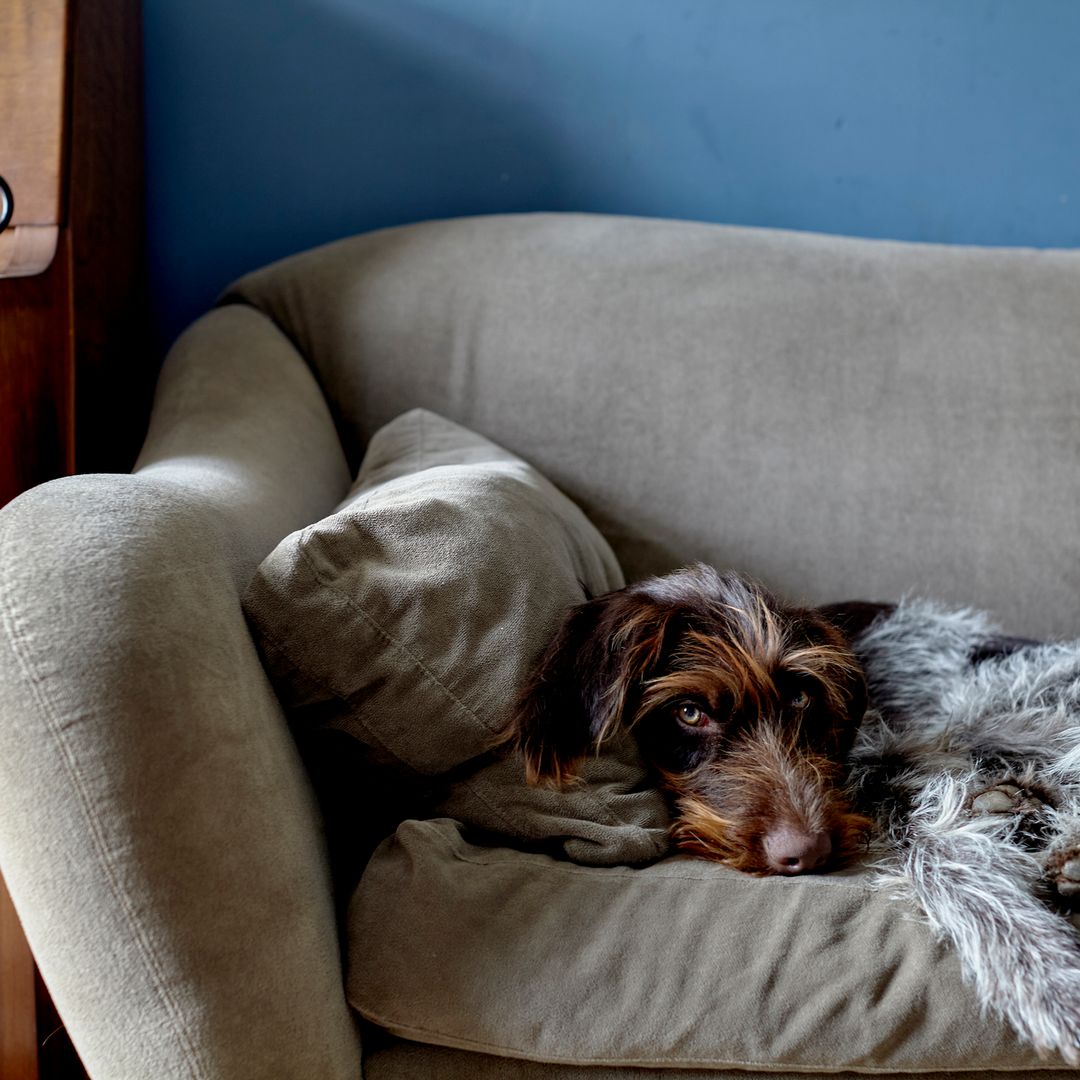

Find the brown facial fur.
[
  {"left": 508, "top": 564, "right": 872, "bottom": 874},
  {"left": 665, "top": 727, "right": 873, "bottom": 873}
]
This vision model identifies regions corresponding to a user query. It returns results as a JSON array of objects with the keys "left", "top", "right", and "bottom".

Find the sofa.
[{"left": 2, "top": 212, "right": 1080, "bottom": 1079}]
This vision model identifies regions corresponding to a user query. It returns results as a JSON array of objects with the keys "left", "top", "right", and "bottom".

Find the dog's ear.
[
  {"left": 508, "top": 589, "right": 678, "bottom": 786},
  {"left": 836, "top": 661, "right": 868, "bottom": 745},
  {"left": 804, "top": 644, "right": 867, "bottom": 761},
  {"left": 815, "top": 601, "right": 896, "bottom": 642},
  {"left": 810, "top": 602, "right": 881, "bottom": 754}
]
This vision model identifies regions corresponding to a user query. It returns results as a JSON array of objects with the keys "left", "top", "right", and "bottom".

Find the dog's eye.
[
  {"left": 789, "top": 689, "right": 812, "bottom": 710},
  {"left": 675, "top": 703, "right": 710, "bottom": 727}
]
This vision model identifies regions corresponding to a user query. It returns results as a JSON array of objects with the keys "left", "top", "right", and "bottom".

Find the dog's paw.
[
  {"left": 969, "top": 780, "right": 1046, "bottom": 815},
  {"left": 967, "top": 780, "right": 1055, "bottom": 846},
  {"left": 1045, "top": 845, "right": 1080, "bottom": 904}
]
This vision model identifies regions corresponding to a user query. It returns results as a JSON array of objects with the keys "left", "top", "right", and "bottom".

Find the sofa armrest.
[{"left": 0, "top": 307, "right": 361, "bottom": 1079}]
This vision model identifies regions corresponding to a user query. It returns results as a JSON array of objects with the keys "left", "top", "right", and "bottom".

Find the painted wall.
[{"left": 143, "top": 0, "right": 1080, "bottom": 345}]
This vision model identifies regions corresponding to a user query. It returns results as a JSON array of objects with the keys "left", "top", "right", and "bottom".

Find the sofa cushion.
[
  {"left": 243, "top": 408, "right": 669, "bottom": 865},
  {"left": 225, "top": 213, "right": 1080, "bottom": 641},
  {"left": 361, "top": 1037, "right": 1080, "bottom": 1080},
  {"left": 349, "top": 817, "right": 1068, "bottom": 1074}
]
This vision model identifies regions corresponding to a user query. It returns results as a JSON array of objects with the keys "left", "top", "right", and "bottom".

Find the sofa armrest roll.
[{"left": 0, "top": 306, "right": 360, "bottom": 1079}]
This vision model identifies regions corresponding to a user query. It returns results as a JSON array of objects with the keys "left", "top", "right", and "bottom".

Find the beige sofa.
[{"left": 2, "top": 213, "right": 1080, "bottom": 1079}]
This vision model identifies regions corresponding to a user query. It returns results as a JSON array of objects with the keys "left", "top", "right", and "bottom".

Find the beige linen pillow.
[{"left": 243, "top": 409, "right": 669, "bottom": 865}]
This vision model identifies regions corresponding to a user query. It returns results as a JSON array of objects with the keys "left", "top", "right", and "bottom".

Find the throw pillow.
[{"left": 243, "top": 408, "right": 669, "bottom": 866}]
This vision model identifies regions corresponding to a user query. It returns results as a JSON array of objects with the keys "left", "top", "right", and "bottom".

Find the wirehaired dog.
[
  {"left": 509, "top": 564, "right": 873, "bottom": 875},
  {"left": 846, "top": 598, "right": 1080, "bottom": 1064},
  {"left": 510, "top": 568, "right": 1080, "bottom": 1061}
]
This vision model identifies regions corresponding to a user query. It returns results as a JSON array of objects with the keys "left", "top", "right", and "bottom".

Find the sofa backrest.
[{"left": 223, "top": 213, "right": 1080, "bottom": 638}]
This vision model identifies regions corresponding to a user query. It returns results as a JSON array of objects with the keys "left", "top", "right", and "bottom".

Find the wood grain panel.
[
  {"left": 0, "top": 875, "right": 38, "bottom": 1080},
  {"left": 0, "top": 229, "right": 74, "bottom": 508}
]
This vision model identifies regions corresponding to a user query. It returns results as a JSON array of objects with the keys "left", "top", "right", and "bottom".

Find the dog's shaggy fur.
[
  {"left": 511, "top": 569, "right": 1080, "bottom": 1062},
  {"left": 848, "top": 598, "right": 1080, "bottom": 1064}
]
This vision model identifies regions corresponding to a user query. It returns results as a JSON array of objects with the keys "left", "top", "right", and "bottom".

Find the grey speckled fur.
[{"left": 849, "top": 599, "right": 1080, "bottom": 1063}]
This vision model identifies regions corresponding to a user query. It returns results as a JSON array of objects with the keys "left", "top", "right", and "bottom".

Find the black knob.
[{"left": 0, "top": 176, "right": 12, "bottom": 234}]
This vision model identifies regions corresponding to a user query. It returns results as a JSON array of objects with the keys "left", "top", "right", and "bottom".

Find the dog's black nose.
[{"left": 763, "top": 826, "right": 832, "bottom": 874}]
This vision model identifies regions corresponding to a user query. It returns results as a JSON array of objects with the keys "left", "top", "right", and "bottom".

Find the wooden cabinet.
[
  {"left": 0, "top": 0, "right": 66, "bottom": 280},
  {"left": 1, "top": 3, "right": 148, "bottom": 1077},
  {"left": 0, "top": 0, "right": 151, "bottom": 507}
]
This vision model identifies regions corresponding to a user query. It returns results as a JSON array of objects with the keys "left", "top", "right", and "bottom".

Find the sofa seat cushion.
[
  {"left": 349, "top": 818, "right": 1069, "bottom": 1074},
  {"left": 243, "top": 408, "right": 668, "bottom": 865},
  {"left": 361, "top": 1038, "right": 1080, "bottom": 1080}
]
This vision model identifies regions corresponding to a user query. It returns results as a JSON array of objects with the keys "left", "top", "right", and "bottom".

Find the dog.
[
  {"left": 509, "top": 566, "right": 1080, "bottom": 1062},
  {"left": 509, "top": 563, "right": 874, "bottom": 875}
]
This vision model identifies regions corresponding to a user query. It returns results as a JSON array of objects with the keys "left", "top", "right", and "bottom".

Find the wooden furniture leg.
[{"left": 0, "top": 874, "right": 38, "bottom": 1080}]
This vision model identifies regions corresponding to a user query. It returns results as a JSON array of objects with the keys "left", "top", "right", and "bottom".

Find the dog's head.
[{"left": 509, "top": 565, "right": 872, "bottom": 874}]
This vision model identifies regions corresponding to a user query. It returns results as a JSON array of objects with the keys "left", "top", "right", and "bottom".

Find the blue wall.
[{"left": 144, "top": 0, "right": 1080, "bottom": 346}]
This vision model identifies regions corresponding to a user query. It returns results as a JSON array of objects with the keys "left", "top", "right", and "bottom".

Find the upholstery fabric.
[
  {"left": 244, "top": 407, "right": 668, "bottom": 865},
  {"left": 0, "top": 307, "right": 361, "bottom": 1079},
  {"left": 225, "top": 212, "right": 1080, "bottom": 638},
  {"left": 350, "top": 818, "right": 1067, "bottom": 1073},
  {"left": 363, "top": 1037, "right": 1080, "bottom": 1080}
]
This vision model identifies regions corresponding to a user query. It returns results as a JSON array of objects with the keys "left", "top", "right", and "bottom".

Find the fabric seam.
[{"left": 351, "top": 1003, "right": 1051, "bottom": 1074}]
